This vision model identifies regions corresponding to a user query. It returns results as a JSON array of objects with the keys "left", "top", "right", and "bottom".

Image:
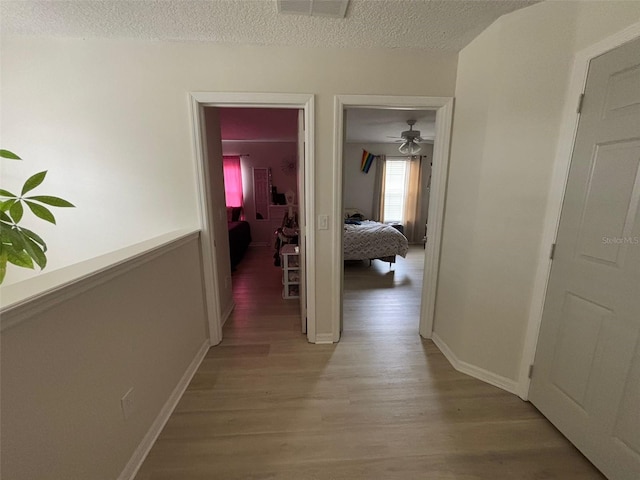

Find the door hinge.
[
  {"left": 550, "top": 243, "right": 557, "bottom": 260},
  {"left": 577, "top": 93, "right": 585, "bottom": 114},
  {"left": 528, "top": 364, "right": 534, "bottom": 379}
]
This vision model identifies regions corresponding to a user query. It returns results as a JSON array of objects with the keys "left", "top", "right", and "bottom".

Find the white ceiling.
[
  {"left": 1, "top": 0, "right": 538, "bottom": 52},
  {"left": 346, "top": 108, "right": 436, "bottom": 144}
]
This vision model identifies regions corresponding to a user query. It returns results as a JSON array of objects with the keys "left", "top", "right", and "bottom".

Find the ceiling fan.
[{"left": 388, "top": 120, "right": 423, "bottom": 154}]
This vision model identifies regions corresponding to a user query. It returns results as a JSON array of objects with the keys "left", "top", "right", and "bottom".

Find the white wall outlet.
[
  {"left": 318, "top": 214, "right": 329, "bottom": 230},
  {"left": 121, "top": 387, "right": 135, "bottom": 420}
]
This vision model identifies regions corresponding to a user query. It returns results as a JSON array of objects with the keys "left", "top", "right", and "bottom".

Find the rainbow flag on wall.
[{"left": 360, "top": 149, "right": 376, "bottom": 174}]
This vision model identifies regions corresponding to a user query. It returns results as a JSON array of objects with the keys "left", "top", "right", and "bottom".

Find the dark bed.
[{"left": 228, "top": 220, "right": 251, "bottom": 269}]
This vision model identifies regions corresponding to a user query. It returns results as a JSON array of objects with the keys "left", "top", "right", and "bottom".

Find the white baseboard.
[
  {"left": 221, "top": 301, "right": 235, "bottom": 327},
  {"left": 118, "top": 339, "right": 210, "bottom": 480},
  {"left": 314, "top": 333, "right": 334, "bottom": 344},
  {"left": 431, "top": 333, "right": 519, "bottom": 396}
]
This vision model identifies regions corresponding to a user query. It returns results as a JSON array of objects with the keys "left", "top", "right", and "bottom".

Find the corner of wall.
[{"left": 431, "top": 332, "right": 519, "bottom": 396}]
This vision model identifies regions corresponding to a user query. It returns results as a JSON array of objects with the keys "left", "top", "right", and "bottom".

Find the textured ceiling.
[{"left": 1, "top": 0, "right": 538, "bottom": 51}]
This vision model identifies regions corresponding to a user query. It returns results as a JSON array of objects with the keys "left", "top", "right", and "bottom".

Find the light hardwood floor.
[{"left": 135, "top": 246, "right": 604, "bottom": 479}]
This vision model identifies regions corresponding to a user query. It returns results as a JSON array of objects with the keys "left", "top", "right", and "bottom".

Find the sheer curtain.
[
  {"left": 223, "top": 156, "right": 243, "bottom": 207},
  {"left": 371, "top": 154, "right": 386, "bottom": 221},
  {"left": 403, "top": 155, "right": 423, "bottom": 243},
  {"left": 372, "top": 154, "right": 425, "bottom": 243}
]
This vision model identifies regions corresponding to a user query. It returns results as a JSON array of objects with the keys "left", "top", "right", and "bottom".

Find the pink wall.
[
  {"left": 218, "top": 107, "right": 299, "bottom": 244},
  {"left": 219, "top": 108, "right": 298, "bottom": 142},
  {"left": 223, "top": 141, "right": 299, "bottom": 244}
]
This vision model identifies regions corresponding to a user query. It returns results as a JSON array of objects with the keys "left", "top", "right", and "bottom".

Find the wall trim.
[
  {"left": 1, "top": 230, "right": 200, "bottom": 332},
  {"left": 517, "top": 22, "right": 640, "bottom": 400},
  {"left": 118, "top": 339, "right": 210, "bottom": 480},
  {"left": 332, "top": 95, "right": 454, "bottom": 342},
  {"left": 431, "top": 333, "right": 518, "bottom": 396},
  {"left": 221, "top": 301, "right": 235, "bottom": 327},
  {"left": 314, "top": 333, "right": 334, "bottom": 344},
  {"left": 190, "top": 92, "right": 317, "bottom": 344},
  {"left": 190, "top": 97, "right": 224, "bottom": 346}
]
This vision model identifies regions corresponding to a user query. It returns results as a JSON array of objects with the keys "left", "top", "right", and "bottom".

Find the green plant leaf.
[
  {"left": 9, "top": 201, "right": 24, "bottom": 223},
  {"left": 0, "top": 189, "right": 17, "bottom": 198},
  {"left": 4, "top": 226, "right": 25, "bottom": 250},
  {"left": 23, "top": 236, "right": 47, "bottom": 269},
  {"left": 0, "top": 211, "right": 13, "bottom": 224},
  {"left": 0, "top": 149, "right": 21, "bottom": 160},
  {"left": 21, "top": 171, "right": 47, "bottom": 196},
  {"left": 20, "top": 226, "right": 47, "bottom": 251},
  {"left": 24, "top": 200, "right": 56, "bottom": 224},
  {"left": 0, "top": 250, "right": 7, "bottom": 284},
  {"left": 24, "top": 195, "right": 75, "bottom": 208},
  {"left": 7, "top": 248, "right": 34, "bottom": 269},
  {"left": 0, "top": 222, "right": 12, "bottom": 243},
  {"left": 0, "top": 199, "right": 16, "bottom": 212}
]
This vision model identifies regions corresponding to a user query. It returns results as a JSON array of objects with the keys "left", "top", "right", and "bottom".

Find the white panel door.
[
  {"left": 530, "top": 37, "right": 640, "bottom": 480},
  {"left": 297, "top": 109, "right": 307, "bottom": 333}
]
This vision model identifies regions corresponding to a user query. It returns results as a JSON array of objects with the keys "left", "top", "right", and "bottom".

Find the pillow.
[{"left": 344, "top": 207, "right": 364, "bottom": 220}]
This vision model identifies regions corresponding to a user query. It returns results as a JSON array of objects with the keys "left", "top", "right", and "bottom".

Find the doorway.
[
  {"left": 189, "top": 93, "right": 316, "bottom": 345},
  {"left": 341, "top": 108, "right": 434, "bottom": 337},
  {"left": 332, "top": 95, "right": 454, "bottom": 341},
  {"left": 217, "top": 107, "right": 304, "bottom": 327}
]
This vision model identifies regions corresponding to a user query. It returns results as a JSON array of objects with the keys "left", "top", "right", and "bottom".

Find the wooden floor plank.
[{"left": 134, "top": 246, "right": 605, "bottom": 480}]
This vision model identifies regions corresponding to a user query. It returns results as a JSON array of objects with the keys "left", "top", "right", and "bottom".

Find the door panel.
[
  {"left": 530, "top": 36, "right": 640, "bottom": 480},
  {"left": 550, "top": 293, "right": 613, "bottom": 408},
  {"left": 576, "top": 141, "right": 640, "bottom": 265},
  {"left": 603, "top": 64, "right": 640, "bottom": 118},
  {"left": 614, "top": 348, "right": 640, "bottom": 454}
]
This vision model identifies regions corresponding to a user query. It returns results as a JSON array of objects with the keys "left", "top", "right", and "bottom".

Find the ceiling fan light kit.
[
  {"left": 397, "top": 119, "right": 423, "bottom": 154},
  {"left": 398, "top": 141, "right": 421, "bottom": 155}
]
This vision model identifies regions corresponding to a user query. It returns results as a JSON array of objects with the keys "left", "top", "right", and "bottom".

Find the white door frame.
[
  {"left": 518, "top": 23, "right": 640, "bottom": 400},
  {"left": 331, "top": 95, "right": 454, "bottom": 341},
  {"left": 189, "top": 92, "right": 316, "bottom": 345}
]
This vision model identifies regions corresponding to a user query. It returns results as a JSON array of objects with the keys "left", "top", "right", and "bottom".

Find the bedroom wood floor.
[{"left": 135, "top": 246, "right": 604, "bottom": 480}]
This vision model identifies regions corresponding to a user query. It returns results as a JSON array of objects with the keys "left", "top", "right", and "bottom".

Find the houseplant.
[{"left": 0, "top": 149, "right": 75, "bottom": 284}]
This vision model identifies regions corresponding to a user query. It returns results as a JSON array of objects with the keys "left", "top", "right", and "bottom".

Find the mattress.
[{"left": 343, "top": 220, "right": 409, "bottom": 261}]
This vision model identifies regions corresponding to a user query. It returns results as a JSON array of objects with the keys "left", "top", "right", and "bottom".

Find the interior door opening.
[
  {"left": 340, "top": 107, "right": 435, "bottom": 339},
  {"left": 210, "top": 106, "right": 305, "bottom": 335},
  {"left": 191, "top": 93, "right": 315, "bottom": 345},
  {"left": 331, "top": 95, "right": 454, "bottom": 343}
]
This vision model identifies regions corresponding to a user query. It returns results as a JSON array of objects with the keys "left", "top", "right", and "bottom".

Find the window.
[
  {"left": 382, "top": 159, "right": 408, "bottom": 223},
  {"left": 222, "top": 156, "right": 243, "bottom": 207}
]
